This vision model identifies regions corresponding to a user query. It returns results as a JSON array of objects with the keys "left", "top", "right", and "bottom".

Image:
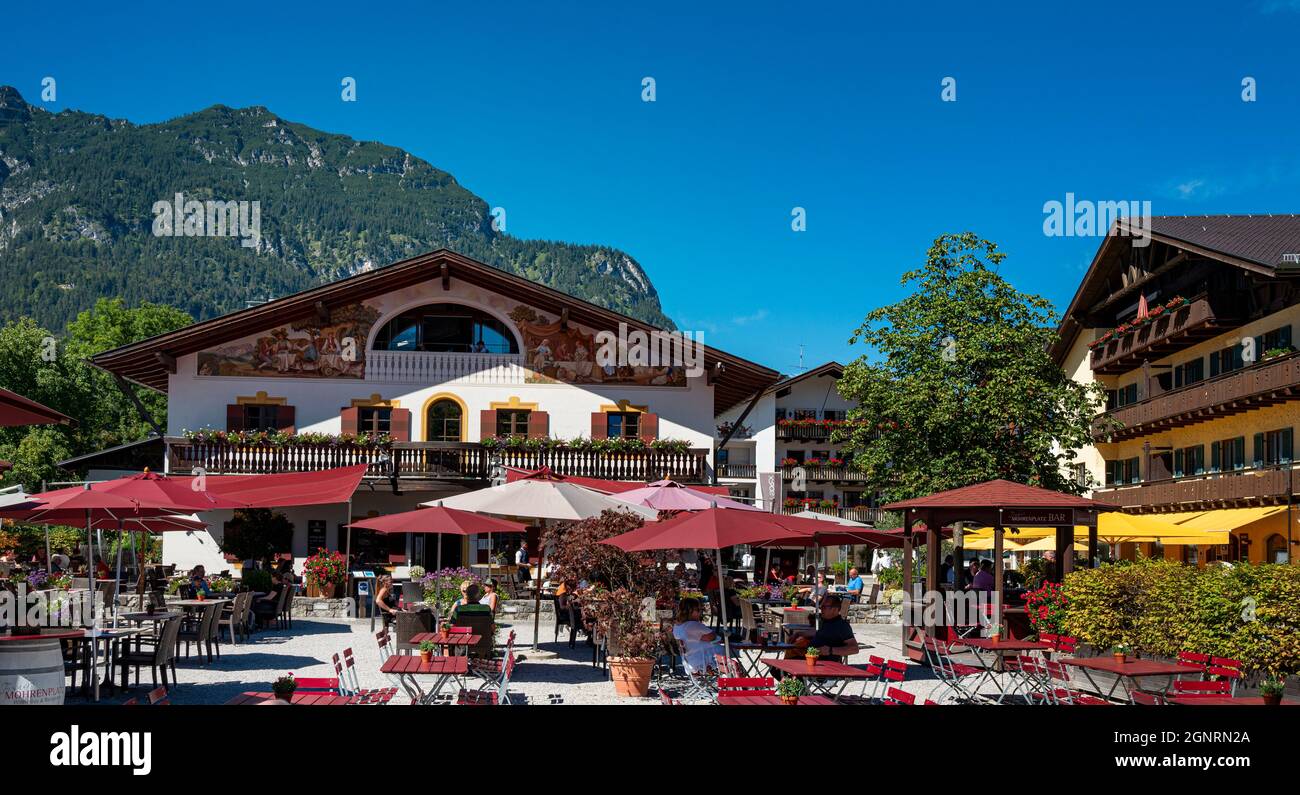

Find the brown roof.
[
  {"left": 1051, "top": 214, "right": 1300, "bottom": 363},
  {"left": 883, "top": 479, "right": 1116, "bottom": 511},
  {"left": 765, "top": 361, "right": 844, "bottom": 396},
  {"left": 90, "top": 248, "right": 780, "bottom": 414},
  {"left": 0, "top": 388, "right": 73, "bottom": 427}
]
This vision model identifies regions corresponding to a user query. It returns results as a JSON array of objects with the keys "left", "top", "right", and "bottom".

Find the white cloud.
[{"left": 732, "top": 309, "right": 769, "bottom": 326}]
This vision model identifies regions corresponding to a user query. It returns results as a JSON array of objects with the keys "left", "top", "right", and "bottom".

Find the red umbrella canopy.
[
  {"left": 92, "top": 470, "right": 248, "bottom": 512},
  {"left": 0, "top": 388, "right": 73, "bottom": 427},
  {"left": 0, "top": 485, "right": 197, "bottom": 525},
  {"left": 611, "top": 480, "right": 762, "bottom": 512},
  {"left": 601, "top": 507, "right": 842, "bottom": 552},
  {"left": 347, "top": 506, "right": 528, "bottom": 536}
]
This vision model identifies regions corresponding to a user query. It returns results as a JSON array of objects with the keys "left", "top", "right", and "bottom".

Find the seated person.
[
  {"left": 970, "top": 559, "right": 996, "bottom": 592},
  {"left": 765, "top": 564, "right": 783, "bottom": 585},
  {"left": 189, "top": 564, "right": 212, "bottom": 596},
  {"left": 671, "top": 597, "right": 723, "bottom": 674},
  {"left": 251, "top": 572, "right": 283, "bottom": 626},
  {"left": 844, "top": 568, "right": 864, "bottom": 602},
  {"left": 790, "top": 594, "right": 859, "bottom": 663},
  {"left": 479, "top": 578, "right": 500, "bottom": 614},
  {"left": 449, "top": 581, "right": 488, "bottom": 624}
]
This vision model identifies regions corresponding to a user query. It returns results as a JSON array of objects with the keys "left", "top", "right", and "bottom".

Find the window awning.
[{"left": 1172, "top": 506, "right": 1285, "bottom": 533}]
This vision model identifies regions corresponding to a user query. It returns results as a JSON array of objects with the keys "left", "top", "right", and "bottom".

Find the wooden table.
[
  {"left": 961, "top": 637, "right": 1054, "bottom": 703},
  {"left": 225, "top": 691, "right": 354, "bottom": 705},
  {"left": 1169, "top": 695, "right": 1300, "bottom": 706},
  {"left": 171, "top": 598, "right": 231, "bottom": 610},
  {"left": 409, "top": 632, "right": 481, "bottom": 657},
  {"left": 730, "top": 641, "right": 798, "bottom": 676},
  {"left": 762, "top": 657, "right": 876, "bottom": 701},
  {"left": 73, "top": 627, "right": 145, "bottom": 702},
  {"left": 1059, "top": 657, "right": 1203, "bottom": 703},
  {"left": 380, "top": 654, "right": 469, "bottom": 704},
  {"left": 721, "top": 694, "right": 837, "bottom": 706}
]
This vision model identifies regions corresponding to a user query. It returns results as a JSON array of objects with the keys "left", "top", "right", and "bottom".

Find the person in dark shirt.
[{"left": 792, "top": 594, "right": 858, "bottom": 662}]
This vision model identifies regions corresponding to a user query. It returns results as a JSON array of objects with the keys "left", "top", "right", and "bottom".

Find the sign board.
[
  {"left": 1074, "top": 509, "right": 1098, "bottom": 528},
  {"left": 1003, "top": 509, "right": 1073, "bottom": 527},
  {"left": 355, "top": 580, "right": 370, "bottom": 597},
  {"left": 307, "top": 520, "right": 327, "bottom": 552},
  {"left": 758, "top": 472, "right": 779, "bottom": 512}
]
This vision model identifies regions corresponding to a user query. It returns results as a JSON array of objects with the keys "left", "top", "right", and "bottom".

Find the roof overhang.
[{"left": 91, "top": 249, "right": 780, "bottom": 415}]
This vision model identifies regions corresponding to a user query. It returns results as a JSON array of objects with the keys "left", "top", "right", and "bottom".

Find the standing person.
[
  {"left": 514, "top": 543, "right": 530, "bottom": 583},
  {"left": 374, "top": 575, "right": 399, "bottom": 628}
]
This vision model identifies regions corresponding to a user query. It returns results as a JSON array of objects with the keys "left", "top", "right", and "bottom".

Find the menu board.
[{"left": 307, "top": 520, "right": 327, "bottom": 552}]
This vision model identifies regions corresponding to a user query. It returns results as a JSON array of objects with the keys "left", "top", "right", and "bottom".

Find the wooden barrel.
[{"left": 0, "top": 633, "right": 76, "bottom": 705}]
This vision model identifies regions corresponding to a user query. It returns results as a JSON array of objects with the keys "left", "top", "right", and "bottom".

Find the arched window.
[
  {"left": 1266, "top": 533, "right": 1289, "bottom": 564},
  {"left": 374, "top": 304, "right": 519, "bottom": 354},
  {"left": 426, "top": 399, "right": 463, "bottom": 442}
]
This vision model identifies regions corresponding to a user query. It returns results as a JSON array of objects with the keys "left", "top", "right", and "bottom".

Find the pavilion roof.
[{"left": 883, "top": 479, "right": 1116, "bottom": 512}]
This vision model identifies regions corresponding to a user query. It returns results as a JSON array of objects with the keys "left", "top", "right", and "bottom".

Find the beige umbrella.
[{"left": 428, "top": 478, "right": 659, "bottom": 651}]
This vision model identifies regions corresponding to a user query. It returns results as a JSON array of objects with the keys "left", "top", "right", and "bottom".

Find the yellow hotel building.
[{"left": 1052, "top": 215, "right": 1300, "bottom": 565}]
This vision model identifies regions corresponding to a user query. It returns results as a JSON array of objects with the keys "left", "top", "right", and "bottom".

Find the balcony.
[
  {"left": 775, "top": 421, "right": 874, "bottom": 442},
  {"left": 780, "top": 463, "right": 870, "bottom": 482},
  {"left": 717, "top": 463, "right": 757, "bottom": 479},
  {"left": 1097, "top": 351, "right": 1300, "bottom": 442},
  {"left": 366, "top": 351, "right": 526, "bottom": 384},
  {"left": 166, "top": 437, "right": 711, "bottom": 484},
  {"left": 1089, "top": 296, "right": 1235, "bottom": 375},
  {"left": 780, "top": 504, "right": 885, "bottom": 524},
  {"left": 1092, "top": 466, "right": 1295, "bottom": 510}
]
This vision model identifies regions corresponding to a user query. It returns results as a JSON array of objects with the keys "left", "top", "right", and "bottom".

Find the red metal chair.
[
  {"left": 922, "top": 636, "right": 982, "bottom": 703},
  {"left": 660, "top": 690, "right": 680, "bottom": 705},
  {"left": 884, "top": 687, "right": 915, "bottom": 705},
  {"left": 1208, "top": 658, "right": 1243, "bottom": 695},
  {"left": 1131, "top": 689, "right": 1166, "bottom": 705},
  {"left": 1172, "top": 679, "right": 1230, "bottom": 698},
  {"left": 713, "top": 653, "right": 743, "bottom": 678},
  {"left": 1177, "top": 651, "right": 1210, "bottom": 672},
  {"left": 716, "top": 676, "right": 776, "bottom": 700}
]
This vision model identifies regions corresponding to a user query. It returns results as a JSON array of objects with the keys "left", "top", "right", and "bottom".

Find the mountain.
[{"left": 0, "top": 86, "right": 673, "bottom": 331}]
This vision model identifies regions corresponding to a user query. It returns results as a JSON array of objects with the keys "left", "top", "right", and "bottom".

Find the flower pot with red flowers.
[
  {"left": 777, "top": 677, "right": 805, "bottom": 705},
  {"left": 303, "top": 548, "right": 346, "bottom": 599},
  {"left": 272, "top": 673, "right": 296, "bottom": 703},
  {"left": 804, "top": 645, "right": 821, "bottom": 669},
  {"left": 419, "top": 640, "right": 436, "bottom": 664},
  {"left": 1259, "top": 676, "right": 1286, "bottom": 706}
]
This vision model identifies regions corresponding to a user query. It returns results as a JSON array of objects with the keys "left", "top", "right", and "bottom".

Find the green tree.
[
  {"left": 219, "top": 509, "right": 295, "bottom": 565},
  {"left": 838, "top": 232, "right": 1104, "bottom": 502}
]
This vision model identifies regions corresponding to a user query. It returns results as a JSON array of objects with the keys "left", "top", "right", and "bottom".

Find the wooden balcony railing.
[
  {"left": 780, "top": 504, "right": 885, "bottom": 524},
  {"left": 717, "top": 463, "right": 757, "bottom": 479},
  {"left": 775, "top": 423, "right": 876, "bottom": 442},
  {"left": 166, "top": 438, "right": 711, "bottom": 483},
  {"left": 366, "top": 351, "right": 527, "bottom": 384},
  {"left": 1089, "top": 296, "right": 1234, "bottom": 375},
  {"left": 1098, "top": 351, "right": 1300, "bottom": 441},
  {"left": 780, "top": 464, "right": 870, "bottom": 482},
  {"left": 1092, "top": 466, "right": 1295, "bottom": 510}
]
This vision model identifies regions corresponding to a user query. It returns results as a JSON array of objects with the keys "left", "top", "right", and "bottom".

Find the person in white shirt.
[
  {"left": 513, "top": 544, "right": 530, "bottom": 582},
  {"left": 671, "top": 597, "right": 723, "bottom": 674}
]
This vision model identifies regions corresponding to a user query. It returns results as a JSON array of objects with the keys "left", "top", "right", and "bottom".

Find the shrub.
[
  {"left": 1060, "top": 559, "right": 1300, "bottom": 674},
  {"left": 241, "top": 568, "right": 273, "bottom": 593}
]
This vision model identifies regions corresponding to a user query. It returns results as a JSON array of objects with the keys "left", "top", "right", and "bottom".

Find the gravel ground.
[{"left": 67, "top": 618, "right": 977, "bottom": 705}]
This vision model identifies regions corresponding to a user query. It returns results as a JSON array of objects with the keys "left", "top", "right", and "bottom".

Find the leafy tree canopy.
[{"left": 838, "top": 232, "right": 1104, "bottom": 502}]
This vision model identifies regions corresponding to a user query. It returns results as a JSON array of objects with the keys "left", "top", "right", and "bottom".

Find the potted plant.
[
  {"left": 272, "top": 673, "right": 297, "bottom": 703},
  {"left": 804, "top": 644, "right": 822, "bottom": 669},
  {"left": 589, "top": 588, "right": 663, "bottom": 697},
  {"left": 777, "top": 676, "right": 805, "bottom": 705},
  {"left": 419, "top": 640, "right": 436, "bottom": 664},
  {"left": 303, "top": 548, "right": 346, "bottom": 598},
  {"left": 439, "top": 619, "right": 453, "bottom": 636},
  {"left": 1259, "top": 675, "right": 1287, "bottom": 706},
  {"left": 987, "top": 623, "right": 1003, "bottom": 642},
  {"left": 1112, "top": 643, "right": 1130, "bottom": 664}
]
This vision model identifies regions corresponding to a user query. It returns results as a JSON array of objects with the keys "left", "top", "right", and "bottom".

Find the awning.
[
  {"left": 1172, "top": 506, "right": 1285, "bottom": 533},
  {"left": 0, "top": 388, "right": 73, "bottom": 427},
  {"left": 202, "top": 464, "right": 368, "bottom": 507}
]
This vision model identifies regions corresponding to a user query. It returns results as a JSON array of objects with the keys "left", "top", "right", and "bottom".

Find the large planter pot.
[
  {"left": 609, "top": 657, "right": 655, "bottom": 697},
  {"left": 307, "top": 581, "right": 338, "bottom": 598},
  {"left": 0, "top": 634, "right": 73, "bottom": 705}
]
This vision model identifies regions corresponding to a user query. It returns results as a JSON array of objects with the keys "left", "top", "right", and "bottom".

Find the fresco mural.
[
  {"left": 509, "top": 305, "right": 687, "bottom": 386},
  {"left": 197, "top": 303, "right": 381, "bottom": 378}
]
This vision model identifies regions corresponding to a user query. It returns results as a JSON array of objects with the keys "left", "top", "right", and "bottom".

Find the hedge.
[{"left": 1059, "top": 558, "right": 1300, "bottom": 675}]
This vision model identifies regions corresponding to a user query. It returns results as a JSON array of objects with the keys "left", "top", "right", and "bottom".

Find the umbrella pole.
[
  {"left": 532, "top": 521, "right": 544, "bottom": 653},
  {"left": 716, "top": 547, "right": 732, "bottom": 663},
  {"left": 44, "top": 527, "right": 51, "bottom": 577},
  {"left": 113, "top": 520, "right": 125, "bottom": 630},
  {"left": 86, "top": 506, "right": 99, "bottom": 703},
  {"left": 344, "top": 499, "right": 352, "bottom": 602}
]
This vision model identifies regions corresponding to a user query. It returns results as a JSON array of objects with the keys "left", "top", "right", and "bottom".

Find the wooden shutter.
[
  {"left": 527, "top": 410, "right": 549, "bottom": 439},
  {"left": 590, "top": 412, "right": 608, "bottom": 439},
  {"left": 638, "top": 413, "right": 659, "bottom": 441},
  {"left": 340, "top": 407, "right": 360, "bottom": 435},
  {"left": 226, "top": 404, "right": 245, "bottom": 431},
  {"left": 480, "top": 410, "right": 499, "bottom": 441},
  {"left": 276, "top": 405, "right": 296, "bottom": 435},
  {"left": 389, "top": 408, "right": 412, "bottom": 441}
]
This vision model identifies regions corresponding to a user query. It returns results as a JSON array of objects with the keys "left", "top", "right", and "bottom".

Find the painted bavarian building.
[
  {"left": 1053, "top": 215, "right": 1300, "bottom": 565},
  {"left": 87, "top": 249, "right": 778, "bottom": 575}
]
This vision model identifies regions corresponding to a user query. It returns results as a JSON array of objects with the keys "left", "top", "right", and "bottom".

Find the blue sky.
[{"left": 4, "top": 1, "right": 1300, "bottom": 374}]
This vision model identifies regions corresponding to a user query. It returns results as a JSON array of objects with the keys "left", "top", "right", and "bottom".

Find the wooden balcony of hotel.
[
  {"left": 1092, "top": 465, "right": 1296, "bottom": 510},
  {"left": 165, "top": 436, "right": 712, "bottom": 485},
  {"left": 1096, "top": 350, "right": 1300, "bottom": 442},
  {"left": 779, "top": 504, "right": 884, "bottom": 524},
  {"left": 779, "top": 463, "right": 870, "bottom": 482},
  {"left": 1088, "top": 295, "right": 1237, "bottom": 375}
]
